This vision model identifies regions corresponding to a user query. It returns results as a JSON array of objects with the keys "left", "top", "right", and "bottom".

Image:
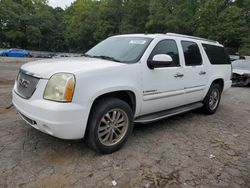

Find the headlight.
[{"left": 44, "top": 73, "right": 75, "bottom": 102}]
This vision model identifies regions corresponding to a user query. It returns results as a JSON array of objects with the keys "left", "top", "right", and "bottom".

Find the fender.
[
  {"left": 202, "top": 76, "right": 224, "bottom": 100},
  {"left": 89, "top": 86, "right": 141, "bottom": 116}
]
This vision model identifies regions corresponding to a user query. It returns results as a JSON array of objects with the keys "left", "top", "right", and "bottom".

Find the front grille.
[{"left": 15, "top": 71, "right": 40, "bottom": 99}]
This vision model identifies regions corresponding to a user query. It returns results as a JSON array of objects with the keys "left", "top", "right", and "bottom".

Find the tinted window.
[
  {"left": 149, "top": 40, "right": 180, "bottom": 67},
  {"left": 181, "top": 41, "right": 202, "bottom": 66},
  {"left": 202, "top": 44, "right": 231, "bottom": 65}
]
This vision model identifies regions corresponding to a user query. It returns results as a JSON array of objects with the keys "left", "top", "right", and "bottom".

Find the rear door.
[{"left": 181, "top": 41, "right": 209, "bottom": 103}]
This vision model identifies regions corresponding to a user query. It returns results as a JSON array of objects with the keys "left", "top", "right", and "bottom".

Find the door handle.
[
  {"left": 199, "top": 71, "right": 206, "bottom": 75},
  {"left": 174, "top": 73, "right": 184, "bottom": 78}
]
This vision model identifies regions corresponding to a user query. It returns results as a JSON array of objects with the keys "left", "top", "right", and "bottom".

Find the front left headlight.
[{"left": 44, "top": 73, "right": 76, "bottom": 102}]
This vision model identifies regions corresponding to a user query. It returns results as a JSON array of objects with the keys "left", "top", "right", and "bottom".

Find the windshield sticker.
[{"left": 129, "top": 40, "right": 147, "bottom": 45}]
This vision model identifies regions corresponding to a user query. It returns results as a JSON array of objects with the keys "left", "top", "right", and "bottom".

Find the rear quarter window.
[{"left": 202, "top": 44, "right": 231, "bottom": 65}]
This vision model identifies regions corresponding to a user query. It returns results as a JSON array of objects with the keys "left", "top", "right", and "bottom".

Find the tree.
[
  {"left": 64, "top": 0, "right": 99, "bottom": 52},
  {"left": 93, "top": 0, "right": 123, "bottom": 41},
  {"left": 195, "top": 0, "right": 248, "bottom": 53},
  {"left": 0, "top": 0, "right": 65, "bottom": 51},
  {"left": 120, "top": 0, "right": 150, "bottom": 34},
  {"left": 0, "top": 0, "right": 249, "bottom": 54}
]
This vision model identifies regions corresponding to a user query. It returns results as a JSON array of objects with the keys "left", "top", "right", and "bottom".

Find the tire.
[
  {"left": 86, "top": 97, "right": 134, "bottom": 154},
  {"left": 202, "top": 83, "right": 222, "bottom": 114}
]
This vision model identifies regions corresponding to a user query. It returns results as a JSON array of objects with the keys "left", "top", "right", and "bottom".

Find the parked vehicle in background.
[
  {"left": 230, "top": 55, "right": 239, "bottom": 62},
  {"left": 12, "top": 33, "right": 232, "bottom": 154},
  {"left": 0, "top": 50, "right": 5, "bottom": 56},
  {"left": 232, "top": 60, "right": 250, "bottom": 86},
  {"left": 0, "top": 49, "right": 30, "bottom": 57},
  {"left": 230, "top": 55, "right": 246, "bottom": 62}
]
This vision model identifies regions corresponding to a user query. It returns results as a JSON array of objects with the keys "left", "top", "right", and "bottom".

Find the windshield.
[
  {"left": 85, "top": 36, "right": 152, "bottom": 63},
  {"left": 232, "top": 60, "right": 250, "bottom": 71}
]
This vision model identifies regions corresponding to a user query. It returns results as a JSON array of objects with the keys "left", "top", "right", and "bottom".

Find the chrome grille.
[{"left": 15, "top": 71, "right": 40, "bottom": 99}]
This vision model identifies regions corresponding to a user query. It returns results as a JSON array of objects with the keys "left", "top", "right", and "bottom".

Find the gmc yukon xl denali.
[{"left": 13, "top": 33, "right": 232, "bottom": 154}]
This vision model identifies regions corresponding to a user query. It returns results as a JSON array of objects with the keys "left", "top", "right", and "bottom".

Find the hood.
[
  {"left": 233, "top": 68, "right": 250, "bottom": 75},
  {"left": 21, "top": 57, "right": 125, "bottom": 79}
]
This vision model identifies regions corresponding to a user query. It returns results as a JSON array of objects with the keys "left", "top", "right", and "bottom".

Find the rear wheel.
[
  {"left": 202, "top": 83, "right": 222, "bottom": 114},
  {"left": 86, "top": 97, "right": 134, "bottom": 154}
]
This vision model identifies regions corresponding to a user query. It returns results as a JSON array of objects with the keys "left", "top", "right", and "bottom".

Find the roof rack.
[{"left": 166, "top": 33, "right": 219, "bottom": 44}]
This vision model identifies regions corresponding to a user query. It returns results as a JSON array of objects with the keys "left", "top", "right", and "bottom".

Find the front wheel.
[
  {"left": 202, "top": 83, "right": 222, "bottom": 114},
  {"left": 86, "top": 97, "right": 134, "bottom": 154}
]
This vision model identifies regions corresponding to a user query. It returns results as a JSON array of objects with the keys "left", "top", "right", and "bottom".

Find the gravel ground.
[{"left": 0, "top": 57, "right": 250, "bottom": 188}]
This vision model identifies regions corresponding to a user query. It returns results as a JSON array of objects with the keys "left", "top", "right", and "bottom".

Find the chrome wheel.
[
  {"left": 97, "top": 108, "right": 129, "bottom": 146},
  {"left": 209, "top": 88, "right": 220, "bottom": 110}
]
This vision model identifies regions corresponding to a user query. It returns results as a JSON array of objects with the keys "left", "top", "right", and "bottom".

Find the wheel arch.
[
  {"left": 211, "top": 78, "right": 224, "bottom": 91},
  {"left": 202, "top": 78, "right": 225, "bottom": 100},
  {"left": 89, "top": 90, "right": 137, "bottom": 116},
  {"left": 84, "top": 90, "right": 137, "bottom": 138}
]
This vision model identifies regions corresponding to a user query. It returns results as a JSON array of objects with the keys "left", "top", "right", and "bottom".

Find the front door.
[{"left": 140, "top": 39, "right": 186, "bottom": 115}]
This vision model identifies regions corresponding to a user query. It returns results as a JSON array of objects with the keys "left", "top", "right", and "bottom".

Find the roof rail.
[{"left": 166, "top": 33, "right": 219, "bottom": 44}]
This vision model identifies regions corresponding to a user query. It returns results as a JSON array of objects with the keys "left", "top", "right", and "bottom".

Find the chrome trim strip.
[
  {"left": 20, "top": 69, "right": 42, "bottom": 79},
  {"left": 185, "top": 88, "right": 204, "bottom": 94},
  {"left": 15, "top": 70, "right": 40, "bottom": 99},
  {"left": 143, "top": 85, "right": 206, "bottom": 101},
  {"left": 185, "top": 85, "right": 206, "bottom": 94},
  {"left": 184, "top": 85, "right": 206, "bottom": 89},
  {"left": 143, "top": 88, "right": 180, "bottom": 96},
  {"left": 143, "top": 89, "right": 185, "bottom": 101}
]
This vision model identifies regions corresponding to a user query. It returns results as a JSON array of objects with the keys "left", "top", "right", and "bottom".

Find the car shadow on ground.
[{"left": 17, "top": 109, "right": 202, "bottom": 156}]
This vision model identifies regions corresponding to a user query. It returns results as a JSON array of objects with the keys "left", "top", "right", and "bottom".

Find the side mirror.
[{"left": 147, "top": 54, "right": 173, "bottom": 69}]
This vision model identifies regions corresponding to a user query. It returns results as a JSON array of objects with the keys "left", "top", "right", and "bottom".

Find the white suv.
[{"left": 13, "top": 33, "right": 232, "bottom": 153}]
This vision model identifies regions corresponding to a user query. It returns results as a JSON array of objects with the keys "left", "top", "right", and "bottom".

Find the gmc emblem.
[{"left": 19, "top": 78, "right": 30, "bottom": 88}]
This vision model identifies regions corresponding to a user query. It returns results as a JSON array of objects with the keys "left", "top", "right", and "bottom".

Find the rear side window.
[
  {"left": 149, "top": 39, "right": 180, "bottom": 67},
  {"left": 181, "top": 41, "right": 202, "bottom": 66},
  {"left": 202, "top": 44, "right": 231, "bottom": 64}
]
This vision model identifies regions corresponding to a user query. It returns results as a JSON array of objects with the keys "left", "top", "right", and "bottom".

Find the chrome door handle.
[
  {"left": 199, "top": 71, "right": 206, "bottom": 75},
  {"left": 174, "top": 73, "right": 184, "bottom": 78}
]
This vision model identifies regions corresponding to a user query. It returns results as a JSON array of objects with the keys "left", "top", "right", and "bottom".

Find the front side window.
[
  {"left": 86, "top": 37, "right": 152, "bottom": 63},
  {"left": 148, "top": 40, "right": 180, "bottom": 67},
  {"left": 181, "top": 41, "right": 202, "bottom": 66},
  {"left": 202, "top": 44, "right": 231, "bottom": 65}
]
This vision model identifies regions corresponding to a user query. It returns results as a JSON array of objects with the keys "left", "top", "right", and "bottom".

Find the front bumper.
[
  {"left": 232, "top": 73, "right": 250, "bottom": 86},
  {"left": 12, "top": 86, "right": 88, "bottom": 140}
]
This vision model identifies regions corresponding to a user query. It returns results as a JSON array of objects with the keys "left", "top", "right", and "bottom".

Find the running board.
[{"left": 134, "top": 102, "right": 203, "bottom": 124}]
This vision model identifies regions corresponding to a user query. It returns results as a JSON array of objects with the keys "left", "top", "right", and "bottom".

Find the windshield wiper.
[
  {"left": 82, "top": 53, "right": 93, "bottom": 57},
  {"left": 93, "top": 55, "right": 121, "bottom": 62},
  {"left": 82, "top": 54, "right": 121, "bottom": 62}
]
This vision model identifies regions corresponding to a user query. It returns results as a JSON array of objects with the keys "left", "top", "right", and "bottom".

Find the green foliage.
[
  {"left": 195, "top": 0, "right": 248, "bottom": 53},
  {"left": 64, "top": 0, "right": 99, "bottom": 52},
  {"left": 146, "top": 0, "right": 200, "bottom": 34},
  {"left": 0, "top": 0, "right": 249, "bottom": 54},
  {"left": 239, "top": 35, "right": 250, "bottom": 55},
  {"left": 94, "top": 0, "right": 123, "bottom": 40},
  {"left": 120, "top": 0, "right": 150, "bottom": 33},
  {"left": 0, "top": 0, "right": 65, "bottom": 51}
]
